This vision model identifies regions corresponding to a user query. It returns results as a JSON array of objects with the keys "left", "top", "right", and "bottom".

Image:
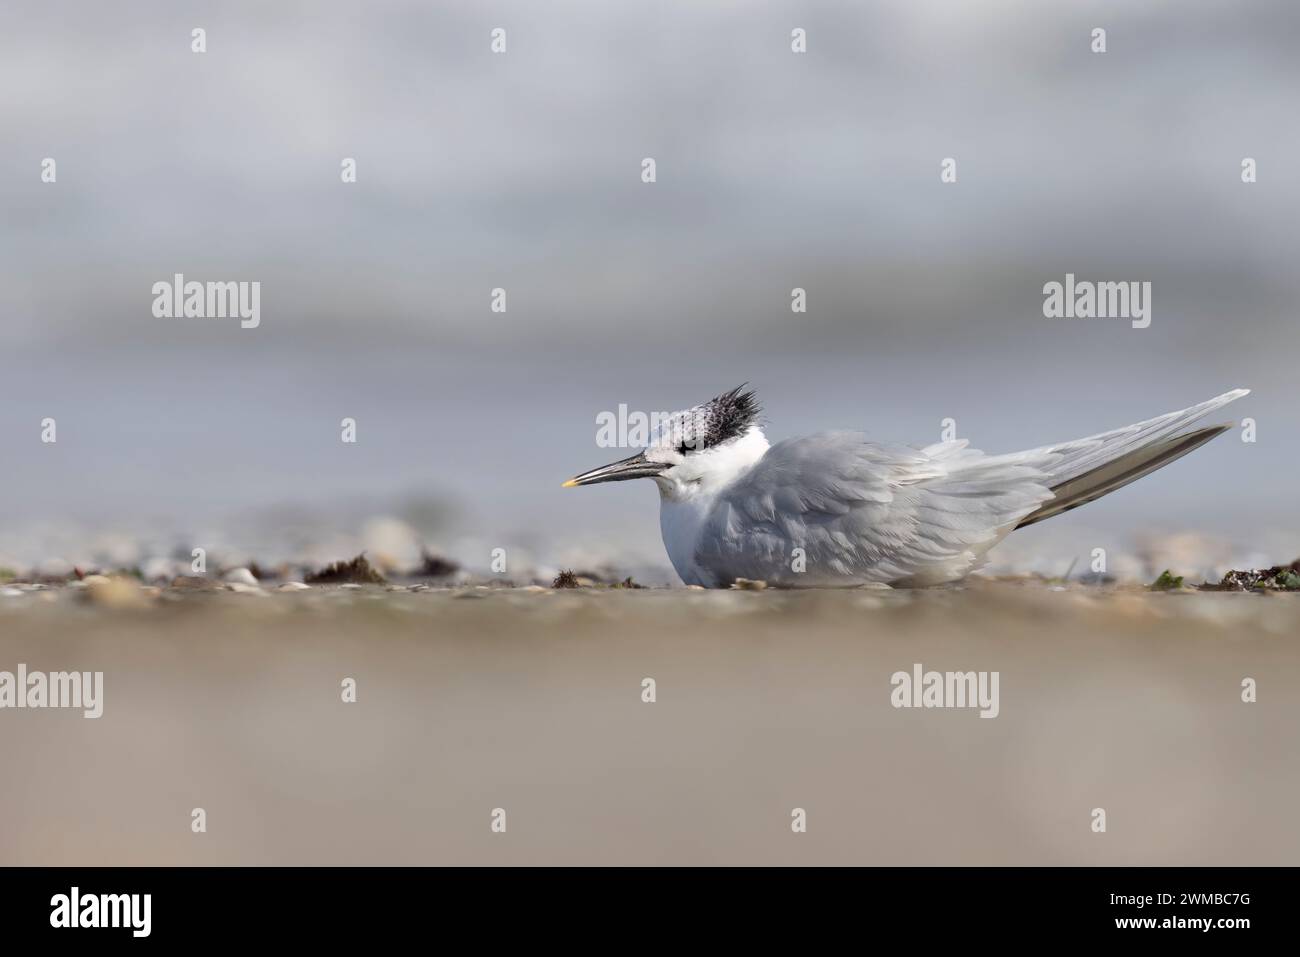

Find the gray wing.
[
  {"left": 694, "top": 432, "right": 1056, "bottom": 586},
  {"left": 997, "top": 388, "right": 1248, "bottom": 490}
]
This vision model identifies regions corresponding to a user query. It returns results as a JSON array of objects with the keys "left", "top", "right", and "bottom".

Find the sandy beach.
[{"left": 2, "top": 579, "right": 1295, "bottom": 866}]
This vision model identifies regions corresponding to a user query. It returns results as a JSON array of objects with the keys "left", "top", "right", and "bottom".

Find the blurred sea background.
[{"left": 2, "top": 0, "right": 1297, "bottom": 584}]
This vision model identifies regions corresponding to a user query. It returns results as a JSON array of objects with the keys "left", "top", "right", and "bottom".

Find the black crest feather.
[
  {"left": 674, "top": 384, "right": 760, "bottom": 452},
  {"left": 710, "top": 384, "right": 761, "bottom": 443}
]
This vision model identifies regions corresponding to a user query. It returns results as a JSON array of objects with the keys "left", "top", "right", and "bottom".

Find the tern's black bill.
[{"left": 562, "top": 452, "right": 667, "bottom": 487}]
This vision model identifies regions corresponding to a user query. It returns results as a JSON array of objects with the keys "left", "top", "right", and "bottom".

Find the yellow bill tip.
[{"left": 561, "top": 479, "right": 578, "bottom": 488}]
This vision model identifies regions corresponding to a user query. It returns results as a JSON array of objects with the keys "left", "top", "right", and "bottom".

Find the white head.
[{"left": 563, "top": 386, "right": 770, "bottom": 502}]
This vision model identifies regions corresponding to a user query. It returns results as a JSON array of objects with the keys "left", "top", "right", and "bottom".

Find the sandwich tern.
[{"left": 562, "top": 386, "right": 1250, "bottom": 587}]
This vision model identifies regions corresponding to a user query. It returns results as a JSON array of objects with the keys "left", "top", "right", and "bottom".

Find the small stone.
[
  {"left": 730, "top": 578, "right": 768, "bottom": 591},
  {"left": 170, "top": 575, "right": 218, "bottom": 590},
  {"left": 83, "top": 576, "right": 149, "bottom": 608},
  {"left": 223, "top": 567, "right": 258, "bottom": 586},
  {"left": 1, "top": 586, "right": 22, "bottom": 598},
  {"left": 277, "top": 582, "right": 311, "bottom": 592},
  {"left": 225, "top": 582, "right": 267, "bottom": 596}
]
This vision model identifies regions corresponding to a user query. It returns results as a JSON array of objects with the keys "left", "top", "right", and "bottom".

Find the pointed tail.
[{"left": 1009, "top": 389, "right": 1249, "bottom": 529}]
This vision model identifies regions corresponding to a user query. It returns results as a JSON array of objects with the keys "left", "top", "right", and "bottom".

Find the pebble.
[
  {"left": 170, "top": 576, "right": 219, "bottom": 590},
  {"left": 730, "top": 578, "right": 768, "bottom": 591},
  {"left": 83, "top": 576, "right": 150, "bottom": 609},
  {"left": 223, "top": 568, "right": 259, "bottom": 586},
  {"left": 225, "top": 582, "right": 267, "bottom": 596},
  {"left": 277, "top": 582, "right": 311, "bottom": 592}
]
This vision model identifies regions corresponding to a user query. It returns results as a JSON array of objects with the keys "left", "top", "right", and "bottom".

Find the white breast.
[
  {"left": 658, "top": 496, "right": 717, "bottom": 586},
  {"left": 653, "top": 427, "right": 770, "bottom": 587}
]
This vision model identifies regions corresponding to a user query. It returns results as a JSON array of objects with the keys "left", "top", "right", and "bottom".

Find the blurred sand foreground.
[{"left": 0, "top": 582, "right": 1296, "bottom": 866}]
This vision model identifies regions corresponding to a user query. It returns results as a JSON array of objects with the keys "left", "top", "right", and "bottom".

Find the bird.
[{"left": 562, "top": 385, "right": 1250, "bottom": 587}]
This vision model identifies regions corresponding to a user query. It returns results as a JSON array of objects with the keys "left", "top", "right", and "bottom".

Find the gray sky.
[{"left": 2, "top": 0, "right": 1296, "bottom": 574}]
